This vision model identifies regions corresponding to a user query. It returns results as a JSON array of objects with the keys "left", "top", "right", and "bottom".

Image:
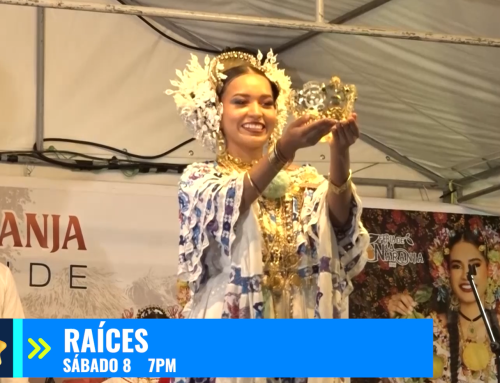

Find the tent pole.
[
  {"left": 386, "top": 185, "right": 395, "bottom": 199},
  {"left": 1, "top": 0, "right": 500, "bottom": 47},
  {"left": 275, "top": 0, "right": 392, "bottom": 54},
  {"left": 35, "top": 7, "right": 45, "bottom": 152},
  {"left": 457, "top": 184, "right": 500, "bottom": 203},
  {"left": 316, "top": 0, "right": 324, "bottom": 23}
]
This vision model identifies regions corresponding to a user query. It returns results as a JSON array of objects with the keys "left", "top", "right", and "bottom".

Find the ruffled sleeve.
[
  {"left": 297, "top": 165, "right": 370, "bottom": 316},
  {"left": 177, "top": 162, "right": 244, "bottom": 294}
]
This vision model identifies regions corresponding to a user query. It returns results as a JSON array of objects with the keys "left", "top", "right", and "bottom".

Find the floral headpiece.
[
  {"left": 165, "top": 49, "right": 292, "bottom": 153},
  {"left": 429, "top": 217, "right": 500, "bottom": 308}
]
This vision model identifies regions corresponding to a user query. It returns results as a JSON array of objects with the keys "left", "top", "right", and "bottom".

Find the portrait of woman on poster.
[{"left": 386, "top": 220, "right": 500, "bottom": 383}]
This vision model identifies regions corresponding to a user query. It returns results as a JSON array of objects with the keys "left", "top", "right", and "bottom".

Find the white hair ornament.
[{"left": 165, "top": 50, "right": 292, "bottom": 153}]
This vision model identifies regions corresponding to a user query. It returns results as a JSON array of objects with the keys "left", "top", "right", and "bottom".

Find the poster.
[
  {"left": 0, "top": 176, "right": 183, "bottom": 320},
  {"left": 350, "top": 207, "right": 500, "bottom": 383},
  {"left": 350, "top": 208, "right": 500, "bottom": 318}
]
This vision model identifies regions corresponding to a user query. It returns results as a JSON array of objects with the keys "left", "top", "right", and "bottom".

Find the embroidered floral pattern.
[{"left": 175, "top": 162, "right": 369, "bottom": 383}]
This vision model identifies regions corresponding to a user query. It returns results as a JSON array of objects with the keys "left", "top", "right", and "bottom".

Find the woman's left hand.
[{"left": 329, "top": 113, "right": 360, "bottom": 153}]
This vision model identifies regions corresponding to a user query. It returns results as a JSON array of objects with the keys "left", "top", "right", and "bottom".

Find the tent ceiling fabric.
[
  {"left": 134, "top": 0, "right": 500, "bottom": 181},
  {"left": 134, "top": 0, "right": 370, "bottom": 49},
  {"left": 0, "top": 0, "right": 499, "bottom": 205}
]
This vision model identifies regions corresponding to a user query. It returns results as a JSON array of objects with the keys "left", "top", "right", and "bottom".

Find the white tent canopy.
[{"left": 0, "top": 0, "right": 499, "bottom": 212}]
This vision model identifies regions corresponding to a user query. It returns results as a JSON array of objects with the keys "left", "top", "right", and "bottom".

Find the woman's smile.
[
  {"left": 240, "top": 122, "right": 266, "bottom": 135},
  {"left": 458, "top": 282, "right": 476, "bottom": 293}
]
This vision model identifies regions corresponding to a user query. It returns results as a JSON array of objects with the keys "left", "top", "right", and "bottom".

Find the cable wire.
[
  {"left": 115, "top": 0, "right": 220, "bottom": 54},
  {"left": 40, "top": 137, "right": 195, "bottom": 160}
]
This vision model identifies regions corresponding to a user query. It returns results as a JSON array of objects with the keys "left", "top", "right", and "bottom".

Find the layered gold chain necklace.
[
  {"left": 458, "top": 312, "right": 492, "bottom": 382},
  {"left": 216, "top": 153, "right": 304, "bottom": 318}
]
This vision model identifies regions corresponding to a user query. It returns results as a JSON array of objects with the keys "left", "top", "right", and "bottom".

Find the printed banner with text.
[{"left": 0, "top": 178, "right": 182, "bottom": 321}]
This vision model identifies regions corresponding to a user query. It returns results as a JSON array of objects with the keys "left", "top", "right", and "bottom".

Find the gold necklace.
[
  {"left": 215, "top": 152, "right": 305, "bottom": 317},
  {"left": 258, "top": 195, "right": 302, "bottom": 318},
  {"left": 216, "top": 152, "right": 258, "bottom": 173},
  {"left": 458, "top": 321, "right": 492, "bottom": 375}
]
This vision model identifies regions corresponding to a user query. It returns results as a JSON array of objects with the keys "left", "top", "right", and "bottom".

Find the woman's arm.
[
  {"left": 326, "top": 115, "right": 360, "bottom": 228},
  {"left": 239, "top": 139, "right": 289, "bottom": 213},
  {"left": 326, "top": 148, "right": 352, "bottom": 227},
  {"left": 241, "top": 116, "right": 335, "bottom": 213}
]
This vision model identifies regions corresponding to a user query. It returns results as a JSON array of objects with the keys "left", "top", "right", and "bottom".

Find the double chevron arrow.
[{"left": 28, "top": 338, "right": 51, "bottom": 359}]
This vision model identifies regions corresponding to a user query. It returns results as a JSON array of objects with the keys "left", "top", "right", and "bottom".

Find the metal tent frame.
[{"left": 2, "top": 0, "right": 500, "bottom": 201}]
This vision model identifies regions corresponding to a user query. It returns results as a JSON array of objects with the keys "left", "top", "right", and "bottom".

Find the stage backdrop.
[
  {"left": 1, "top": 175, "right": 499, "bottom": 323},
  {"left": 0, "top": 176, "right": 182, "bottom": 319}
]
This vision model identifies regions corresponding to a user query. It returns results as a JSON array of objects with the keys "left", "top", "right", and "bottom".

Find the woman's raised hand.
[{"left": 278, "top": 115, "right": 336, "bottom": 160}]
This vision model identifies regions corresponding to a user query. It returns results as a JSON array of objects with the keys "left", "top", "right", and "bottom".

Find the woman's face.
[
  {"left": 449, "top": 241, "right": 488, "bottom": 304},
  {"left": 220, "top": 73, "right": 277, "bottom": 154}
]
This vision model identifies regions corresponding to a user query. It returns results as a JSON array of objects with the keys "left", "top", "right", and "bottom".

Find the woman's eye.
[{"left": 232, "top": 98, "right": 246, "bottom": 105}]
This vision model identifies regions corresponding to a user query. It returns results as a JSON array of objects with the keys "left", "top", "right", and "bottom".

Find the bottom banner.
[{"left": 3, "top": 319, "right": 432, "bottom": 378}]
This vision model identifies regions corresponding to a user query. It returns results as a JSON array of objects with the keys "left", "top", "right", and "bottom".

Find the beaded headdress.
[
  {"left": 429, "top": 216, "right": 500, "bottom": 309},
  {"left": 165, "top": 49, "right": 292, "bottom": 153}
]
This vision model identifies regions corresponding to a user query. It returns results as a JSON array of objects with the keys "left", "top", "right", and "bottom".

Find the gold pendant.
[
  {"left": 462, "top": 342, "right": 490, "bottom": 371},
  {"left": 271, "top": 275, "right": 285, "bottom": 295},
  {"left": 289, "top": 273, "right": 302, "bottom": 287},
  {"left": 467, "top": 321, "right": 476, "bottom": 337}
]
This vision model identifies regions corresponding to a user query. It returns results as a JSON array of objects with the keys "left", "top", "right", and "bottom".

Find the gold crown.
[
  {"left": 209, "top": 51, "right": 262, "bottom": 89},
  {"left": 290, "top": 76, "right": 358, "bottom": 142}
]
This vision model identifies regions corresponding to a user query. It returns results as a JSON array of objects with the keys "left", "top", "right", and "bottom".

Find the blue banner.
[{"left": 8, "top": 319, "right": 433, "bottom": 378}]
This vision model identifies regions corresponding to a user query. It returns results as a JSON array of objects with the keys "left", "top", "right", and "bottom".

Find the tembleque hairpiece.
[{"left": 165, "top": 49, "right": 292, "bottom": 153}]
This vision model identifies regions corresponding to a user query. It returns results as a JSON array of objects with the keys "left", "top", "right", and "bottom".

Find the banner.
[
  {"left": 0, "top": 177, "right": 183, "bottom": 320},
  {"left": 2, "top": 175, "right": 499, "bottom": 382},
  {"left": 349, "top": 207, "right": 500, "bottom": 383},
  {"left": 0, "top": 319, "right": 432, "bottom": 378}
]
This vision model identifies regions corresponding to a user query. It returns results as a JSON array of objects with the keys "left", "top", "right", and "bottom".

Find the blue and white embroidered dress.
[{"left": 176, "top": 161, "right": 369, "bottom": 383}]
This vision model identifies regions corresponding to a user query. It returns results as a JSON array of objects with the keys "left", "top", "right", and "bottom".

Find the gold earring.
[
  {"left": 449, "top": 293, "right": 459, "bottom": 311},
  {"left": 217, "top": 131, "right": 226, "bottom": 154}
]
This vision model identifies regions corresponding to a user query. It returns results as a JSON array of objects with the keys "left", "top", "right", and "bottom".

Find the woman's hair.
[
  {"left": 136, "top": 306, "right": 169, "bottom": 319},
  {"left": 444, "top": 228, "right": 498, "bottom": 383},
  {"left": 448, "top": 229, "right": 484, "bottom": 255},
  {"left": 216, "top": 47, "right": 280, "bottom": 102}
]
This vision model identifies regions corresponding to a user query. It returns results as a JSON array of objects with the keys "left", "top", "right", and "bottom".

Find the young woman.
[
  {"left": 0, "top": 263, "right": 29, "bottom": 383},
  {"left": 387, "top": 226, "right": 500, "bottom": 383},
  {"left": 167, "top": 48, "right": 370, "bottom": 383}
]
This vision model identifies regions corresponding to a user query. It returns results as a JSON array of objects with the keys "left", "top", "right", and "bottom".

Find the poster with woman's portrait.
[{"left": 350, "top": 208, "right": 500, "bottom": 383}]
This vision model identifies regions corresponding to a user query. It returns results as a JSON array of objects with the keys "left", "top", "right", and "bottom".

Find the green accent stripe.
[{"left": 13, "top": 319, "right": 23, "bottom": 378}]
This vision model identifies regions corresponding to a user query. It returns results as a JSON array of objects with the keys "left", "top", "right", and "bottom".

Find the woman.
[
  {"left": 387, "top": 225, "right": 500, "bottom": 383},
  {"left": 167, "top": 46, "right": 369, "bottom": 383},
  {"left": 0, "top": 263, "right": 29, "bottom": 383},
  {"left": 167, "top": 47, "right": 369, "bottom": 322}
]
